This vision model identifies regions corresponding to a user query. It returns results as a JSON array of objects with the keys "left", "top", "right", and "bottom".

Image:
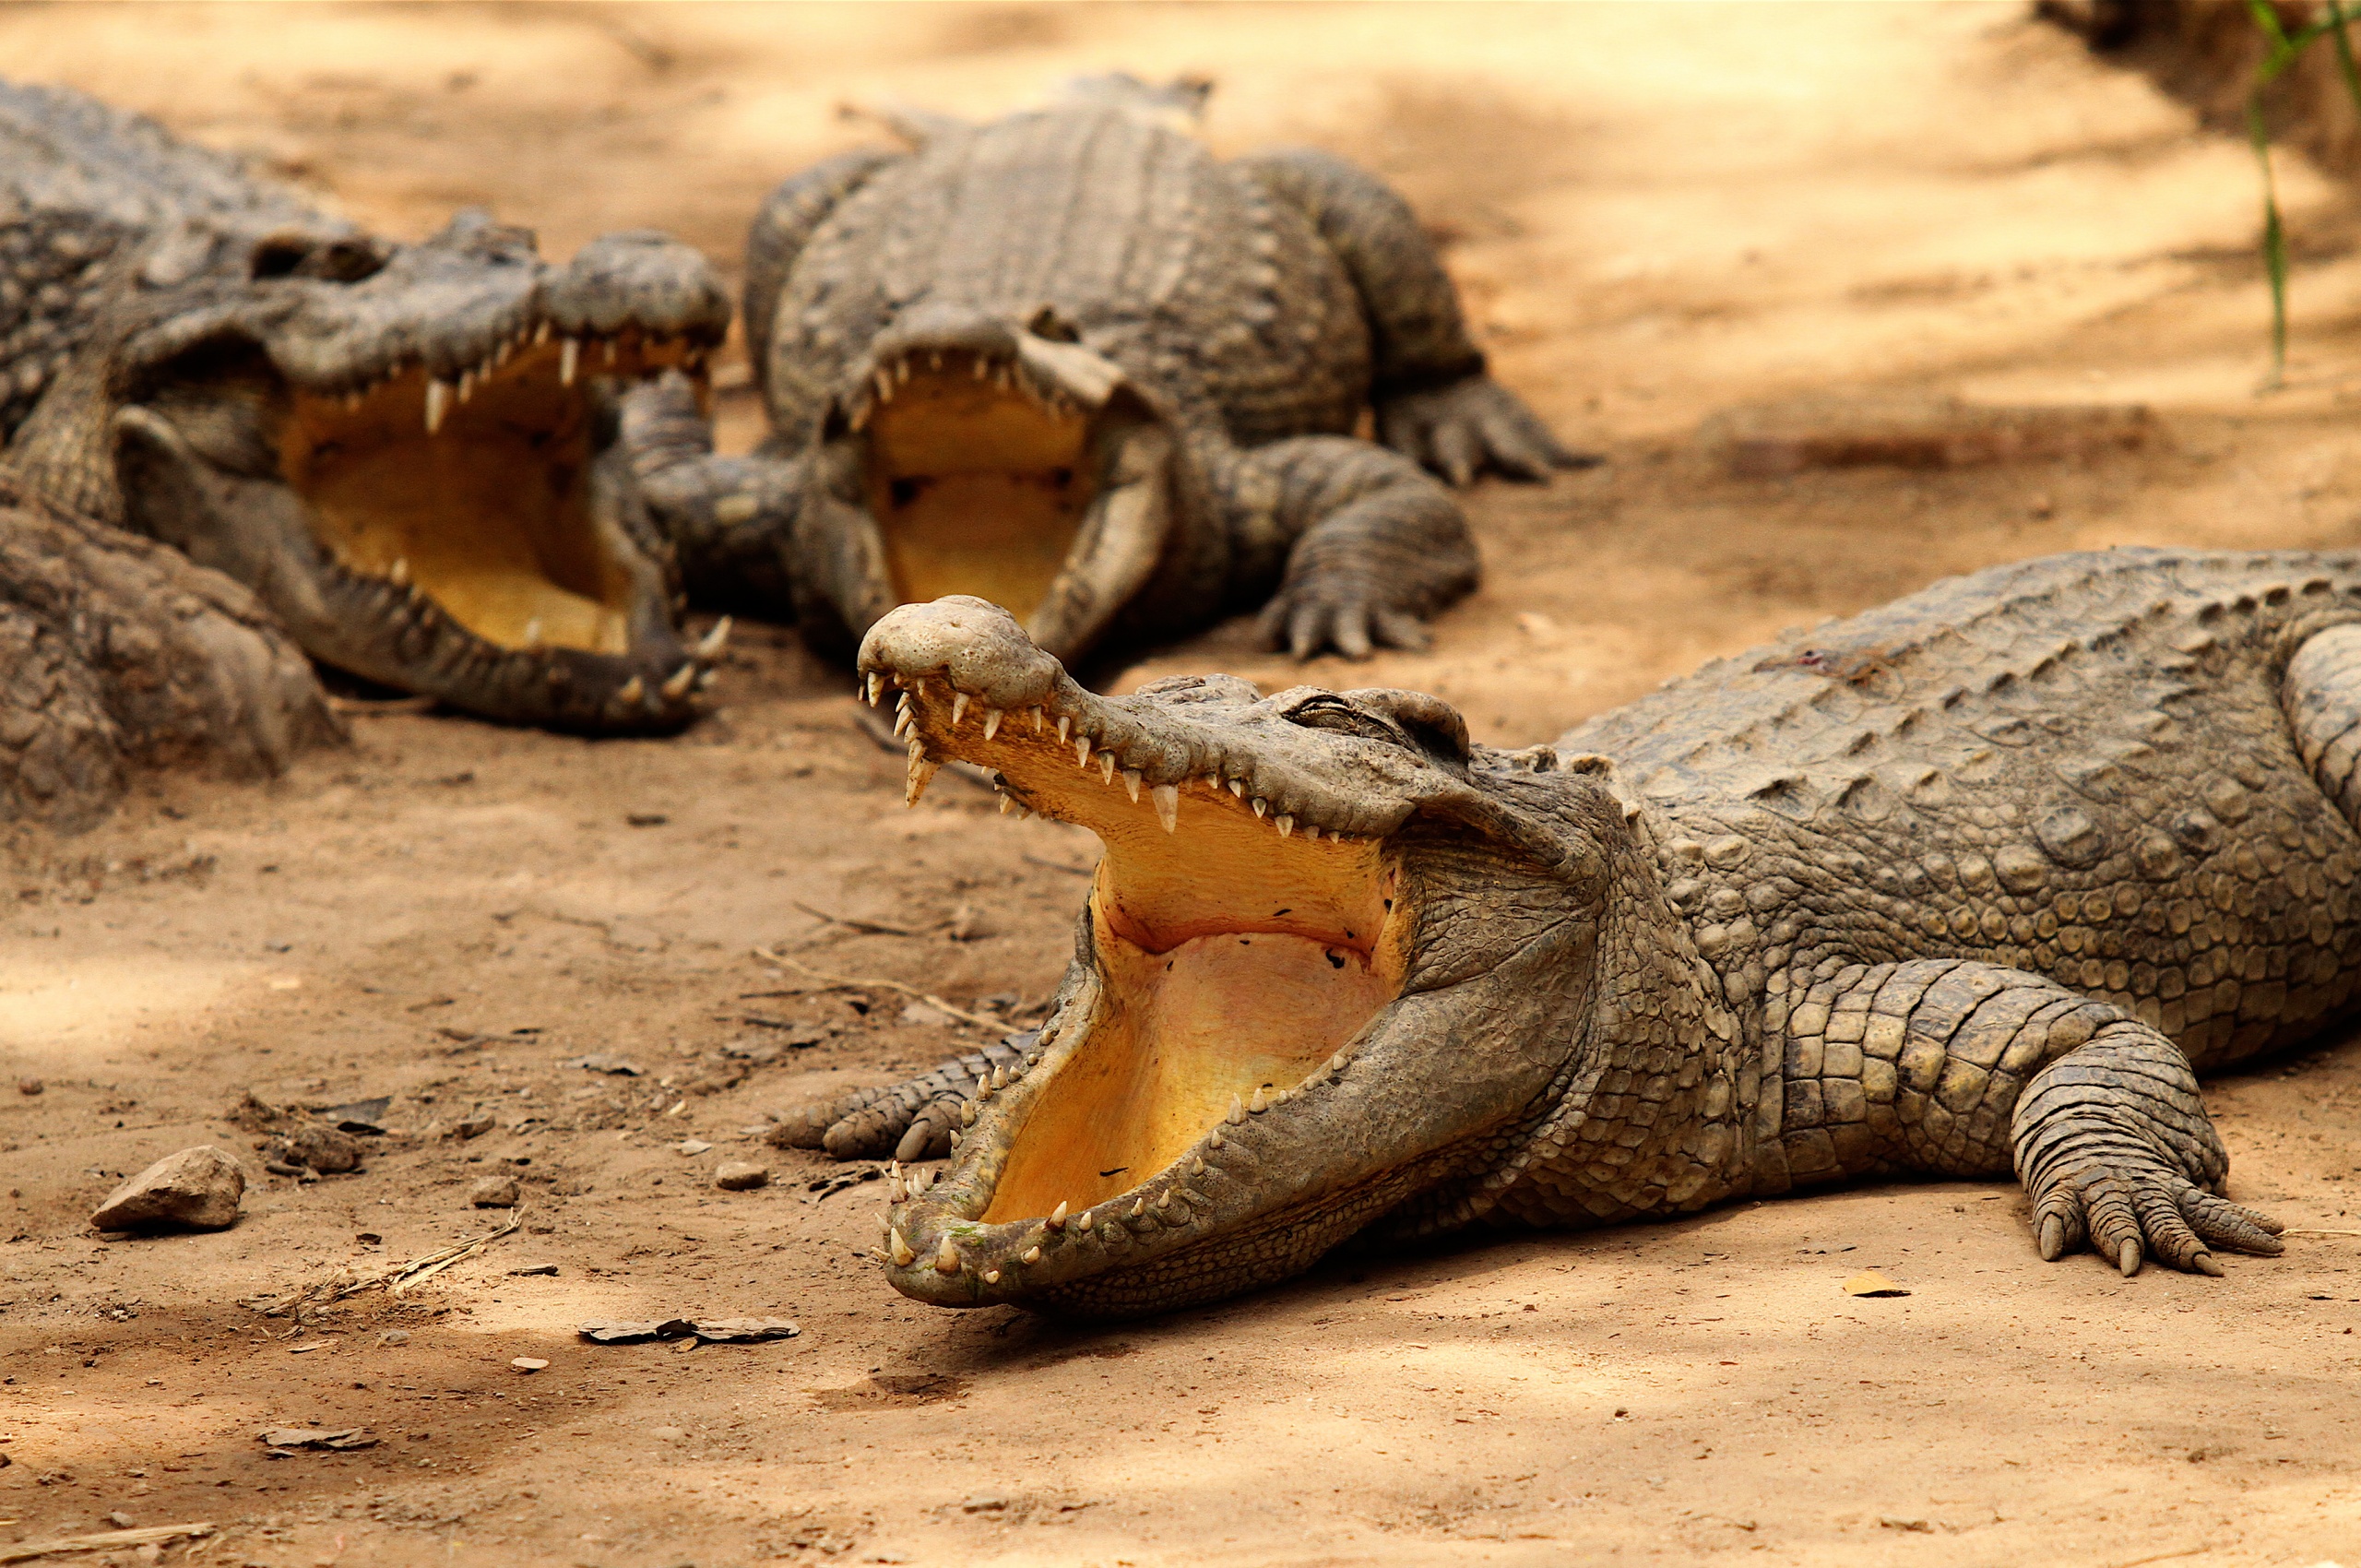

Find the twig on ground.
[
  {"left": 750, "top": 947, "right": 1011, "bottom": 1030},
  {"left": 789, "top": 899, "right": 936, "bottom": 939},
  {"left": 1, "top": 1523, "right": 215, "bottom": 1563},
  {"left": 2281, "top": 1227, "right": 2361, "bottom": 1237},
  {"left": 245, "top": 1214, "right": 521, "bottom": 1316}
]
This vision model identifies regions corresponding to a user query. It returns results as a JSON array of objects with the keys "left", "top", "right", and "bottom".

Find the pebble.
[
  {"left": 379, "top": 1330, "right": 409, "bottom": 1347},
  {"left": 105, "top": 1511, "right": 135, "bottom": 1527},
  {"left": 511, "top": 1358, "right": 549, "bottom": 1373},
  {"left": 89, "top": 1146, "right": 245, "bottom": 1233},
  {"left": 713, "top": 1160, "right": 769, "bottom": 1192},
  {"left": 469, "top": 1175, "right": 521, "bottom": 1208},
  {"left": 16, "top": 1077, "right": 41, "bottom": 1096},
  {"left": 453, "top": 1111, "right": 497, "bottom": 1141}
]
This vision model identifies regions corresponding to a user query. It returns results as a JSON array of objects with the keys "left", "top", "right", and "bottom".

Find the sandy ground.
[{"left": 5, "top": 3, "right": 2361, "bottom": 1564}]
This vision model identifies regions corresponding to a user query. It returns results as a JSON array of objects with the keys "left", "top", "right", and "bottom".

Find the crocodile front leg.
[
  {"left": 1766, "top": 958, "right": 2282, "bottom": 1277},
  {"left": 1235, "top": 147, "right": 1589, "bottom": 484},
  {"left": 620, "top": 372, "right": 806, "bottom": 612},
  {"left": 1225, "top": 435, "right": 1479, "bottom": 659}
]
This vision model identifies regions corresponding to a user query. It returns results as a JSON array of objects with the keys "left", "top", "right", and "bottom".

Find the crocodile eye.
[{"left": 1283, "top": 695, "right": 1408, "bottom": 747}]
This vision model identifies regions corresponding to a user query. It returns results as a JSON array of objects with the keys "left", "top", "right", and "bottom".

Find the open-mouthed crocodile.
[
  {"left": 782, "top": 556, "right": 2361, "bottom": 1317},
  {"left": 2, "top": 78, "right": 732, "bottom": 733},
  {"left": 623, "top": 74, "right": 1584, "bottom": 669}
]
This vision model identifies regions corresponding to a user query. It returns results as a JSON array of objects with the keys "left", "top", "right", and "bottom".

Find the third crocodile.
[
  {"left": 625, "top": 77, "right": 1579, "bottom": 669},
  {"left": 785, "top": 550, "right": 2361, "bottom": 1316},
  {"left": 2, "top": 78, "right": 732, "bottom": 733}
]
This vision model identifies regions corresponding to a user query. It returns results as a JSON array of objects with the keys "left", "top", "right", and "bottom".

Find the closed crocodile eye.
[{"left": 1283, "top": 695, "right": 1408, "bottom": 746}]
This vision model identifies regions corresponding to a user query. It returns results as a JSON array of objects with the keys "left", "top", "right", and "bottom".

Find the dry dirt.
[{"left": 5, "top": 4, "right": 2361, "bottom": 1565}]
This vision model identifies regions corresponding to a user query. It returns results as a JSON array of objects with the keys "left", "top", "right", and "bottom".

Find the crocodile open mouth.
[
  {"left": 855, "top": 623, "right": 1418, "bottom": 1303},
  {"left": 282, "top": 327, "right": 704, "bottom": 656},
  {"left": 830, "top": 329, "right": 1171, "bottom": 661}
]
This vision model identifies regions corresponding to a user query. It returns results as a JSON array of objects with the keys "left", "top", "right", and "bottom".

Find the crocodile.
[
  {"left": 623, "top": 75, "right": 1579, "bottom": 670},
  {"left": 1, "top": 469, "right": 338, "bottom": 830},
  {"left": 1, "top": 78, "right": 734, "bottom": 734},
  {"left": 781, "top": 551, "right": 2361, "bottom": 1317}
]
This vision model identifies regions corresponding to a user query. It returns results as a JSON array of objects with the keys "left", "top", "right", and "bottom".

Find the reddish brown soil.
[{"left": 4, "top": 5, "right": 2360, "bottom": 1565}]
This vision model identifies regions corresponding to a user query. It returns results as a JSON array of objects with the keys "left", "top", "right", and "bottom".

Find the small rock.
[
  {"left": 511, "top": 1358, "right": 549, "bottom": 1373},
  {"left": 649, "top": 1425, "right": 686, "bottom": 1441},
  {"left": 561, "top": 1053, "right": 644, "bottom": 1075},
  {"left": 90, "top": 1146, "right": 245, "bottom": 1233},
  {"left": 469, "top": 1175, "right": 521, "bottom": 1208},
  {"left": 452, "top": 1111, "right": 497, "bottom": 1141},
  {"left": 17, "top": 1076, "right": 41, "bottom": 1096},
  {"left": 319, "top": 1097, "right": 391, "bottom": 1134},
  {"left": 379, "top": 1330, "right": 410, "bottom": 1347},
  {"left": 1878, "top": 1516, "right": 1933, "bottom": 1533},
  {"left": 714, "top": 1161, "right": 768, "bottom": 1192},
  {"left": 676, "top": 1139, "right": 714, "bottom": 1156},
  {"left": 277, "top": 1122, "right": 362, "bottom": 1174},
  {"left": 947, "top": 902, "right": 994, "bottom": 943},
  {"left": 960, "top": 1493, "right": 1009, "bottom": 1513},
  {"left": 105, "top": 1510, "right": 135, "bottom": 1528}
]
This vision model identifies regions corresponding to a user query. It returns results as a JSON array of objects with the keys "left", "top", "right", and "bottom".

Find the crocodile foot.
[
  {"left": 1377, "top": 375, "right": 1597, "bottom": 486},
  {"left": 774, "top": 1033, "right": 1038, "bottom": 1162},
  {"left": 2011, "top": 1025, "right": 2284, "bottom": 1277}
]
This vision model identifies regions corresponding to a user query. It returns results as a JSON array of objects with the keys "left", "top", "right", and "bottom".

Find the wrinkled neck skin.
[{"left": 787, "top": 306, "right": 1235, "bottom": 667}]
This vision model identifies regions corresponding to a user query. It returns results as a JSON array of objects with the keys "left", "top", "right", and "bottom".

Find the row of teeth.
[
  {"left": 344, "top": 553, "right": 730, "bottom": 706},
  {"left": 876, "top": 1039, "right": 1347, "bottom": 1286},
  {"left": 848, "top": 348, "right": 1086, "bottom": 432},
  {"left": 320, "top": 322, "right": 704, "bottom": 434},
  {"left": 863, "top": 671, "right": 1357, "bottom": 842}
]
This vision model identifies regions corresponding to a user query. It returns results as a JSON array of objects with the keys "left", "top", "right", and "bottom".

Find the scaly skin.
[
  {"left": 0, "top": 470, "right": 338, "bottom": 829},
  {"left": 785, "top": 550, "right": 2361, "bottom": 1317},
  {"left": 0, "top": 78, "right": 734, "bottom": 737},
  {"left": 626, "top": 77, "right": 1582, "bottom": 670}
]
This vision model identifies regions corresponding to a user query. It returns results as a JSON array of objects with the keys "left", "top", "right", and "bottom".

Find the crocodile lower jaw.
[{"left": 858, "top": 630, "right": 1418, "bottom": 1309}]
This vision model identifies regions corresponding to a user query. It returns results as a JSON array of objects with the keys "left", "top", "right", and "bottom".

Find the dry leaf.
[{"left": 1843, "top": 1269, "right": 1910, "bottom": 1298}]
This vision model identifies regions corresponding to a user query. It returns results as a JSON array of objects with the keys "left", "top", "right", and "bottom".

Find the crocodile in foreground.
[
  {"left": 626, "top": 77, "right": 1578, "bottom": 667},
  {"left": 2, "top": 79, "right": 733, "bottom": 735},
  {"left": 787, "top": 551, "right": 2361, "bottom": 1316}
]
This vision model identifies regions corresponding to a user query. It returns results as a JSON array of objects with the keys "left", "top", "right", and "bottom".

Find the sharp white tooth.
[
  {"left": 521, "top": 618, "right": 543, "bottom": 649},
  {"left": 661, "top": 663, "right": 695, "bottom": 701},
  {"left": 893, "top": 708, "right": 913, "bottom": 740},
  {"left": 387, "top": 557, "right": 409, "bottom": 587},
  {"left": 1152, "top": 784, "right": 1179, "bottom": 834},
  {"left": 1276, "top": 814, "right": 1294, "bottom": 838},
  {"left": 954, "top": 692, "right": 974, "bottom": 728},
  {"left": 984, "top": 1268, "right": 1001, "bottom": 1285},
  {"left": 1047, "top": 1201, "right": 1068, "bottom": 1230},
  {"left": 533, "top": 320, "right": 551, "bottom": 344},
  {"left": 617, "top": 675, "right": 645, "bottom": 706},
  {"left": 866, "top": 672, "right": 883, "bottom": 705},
  {"left": 933, "top": 1236, "right": 960, "bottom": 1275},
  {"left": 850, "top": 404, "right": 870, "bottom": 433},
  {"left": 1327, "top": 1051, "right": 1349, "bottom": 1073},
  {"left": 1030, "top": 707, "right": 1046, "bottom": 731},
  {"left": 1303, "top": 824, "right": 1322, "bottom": 841},
  {"left": 695, "top": 669, "right": 718, "bottom": 692},
  {"left": 990, "top": 1063, "right": 1007, "bottom": 1089},
  {"left": 1098, "top": 754, "right": 1115, "bottom": 785},
  {"left": 1121, "top": 768, "right": 1141, "bottom": 802},
  {"left": 1129, "top": 1197, "right": 1145, "bottom": 1219},
  {"left": 905, "top": 743, "right": 940, "bottom": 806},
  {"left": 1252, "top": 798, "right": 1267, "bottom": 818},
  {"left": 1074, "top": 736, "right": 1091, "bottom": 767},
  {"left": 1076, "top": 1210, "right": 1094, "bottom": 1232},
  {"left": 889, "top": 1229, "right": 915, "bottom": 1267},
  {"left": 457, "top": 369, "right": 474, "bottom": 403},
  {"left": 1228, "top": 779, "right": 1245, "bottom": 797},
  {"left": 999, "top": 793, "right": 1016, "bottom": 815},
  {"left": 896, "top": 690, "right": 912, "bottom": 716},
  {"left": 424, "top": 378, "right": 450, "bottom": 434},
  {"left": 696, "top": 616, "right": 732, "bottom": 659},
  {"left": 1249, "top": 1086, "right": 1269, "bottom": 1113},
  {"left": 1208, "top": 1127, "right": 1225, "bottom": 1148},
  {"left": 874, "top": 370, "right": 893, "bottom": 401},
  {"left": 911, "top": 677, "right": 929, "bottom": 700},
  {"left": 1056, "top": 716, "right": 1071, "bottom": 743},
  {"left": 982, "top": 708, "right": 1002, "bottom": 740},
  {"left": 559, "top": 338, "right": 579, "bottom": 386},
  {"left": 1022, "top": 1245, "right": 1041, "bottom": 1265},
  {"left": 1227, "top": 1096, "right": 1246, "bottom": 1125},
  {"left": 896, "top": 359, "right": 911, "bottom": 385}
]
